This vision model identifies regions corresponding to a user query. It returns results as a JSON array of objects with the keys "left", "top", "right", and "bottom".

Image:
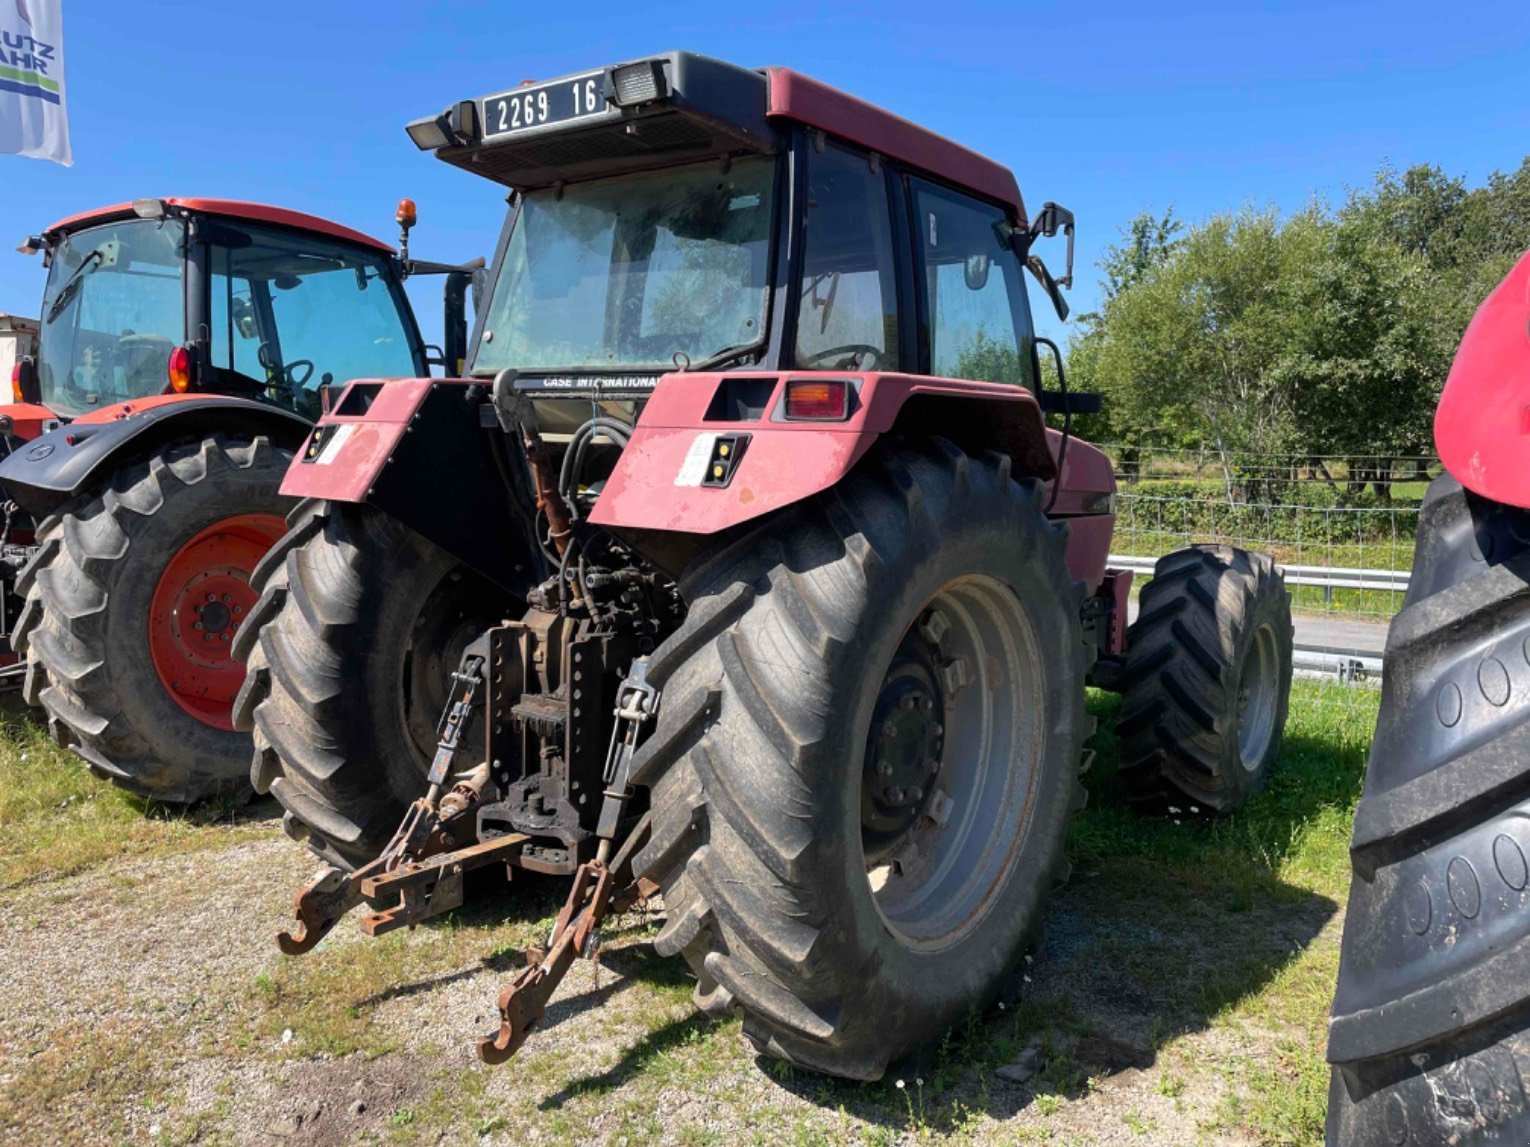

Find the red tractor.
[
  {"left": 238, "top": 53, "right": 1294, "bottom": 1076},
  {"left": 1327, "top": 251, "right": 1530, "bottom": 1144},
  {"left": 0, "top": 197, "right": 491, "bottom": 802}
]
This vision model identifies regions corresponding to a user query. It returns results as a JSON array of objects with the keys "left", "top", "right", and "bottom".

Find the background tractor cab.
[{"left": 0, "top": 196, "right": 481, "bottom": 807}]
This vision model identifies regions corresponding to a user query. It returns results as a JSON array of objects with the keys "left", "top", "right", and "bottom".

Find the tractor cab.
[
  {"left": 15, "top": 198, "right": 442, "bottom": 424},
  {"left": 405, "top": 53, "right": 1075, "bottom": 434}
]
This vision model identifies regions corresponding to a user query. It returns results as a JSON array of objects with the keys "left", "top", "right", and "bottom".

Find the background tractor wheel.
[
  {"left": 1114, "top": 544, "right": 1293, "bottom": 814},
  {"left": 12, "top": 434, "right": 291, "bottom": 802},
  {"left": 630, "top": 439, "right": 1093, "bottom": 1080},
  {"left": 232, "top": 501, "right": 510, "bottom": 870},
  {"left": 1327, "top": 475, "right": 1530, "bottom": 1145}
]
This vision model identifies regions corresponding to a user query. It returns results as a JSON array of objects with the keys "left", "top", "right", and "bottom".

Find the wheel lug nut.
[
  {"left": 194, "top": 622, "right": 203, "bottom": 631},
  {"left": 899, "top": 696, "right": 916, "bottom": 711},
  {"left": 881, "top": 720, "right": 897, "bottom": 739},
  {"left": 206, "top": 594, "right": 216, "bottom": 602},
  {"left": 877, "top": 760, "right": 892, "bottom": 777},
  {"left": 233, "top": 605, "right": 242, "bottom": 616},
  {"left": 222, "top": 594, "right": 231, "bottom": 603},
  {"left": 920, "top": 697, "right": 934, "bottom": 713},
  {"left": 924, "top": 757, "right": 940, "bottom": 774}
]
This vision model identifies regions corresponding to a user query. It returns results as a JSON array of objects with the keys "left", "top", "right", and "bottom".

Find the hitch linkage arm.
[
  {"left": 477, "top": 658, "right": 661, "bottom": 1064},
  {"left": 275, "top": 638, "right": 495, "bottom": 956}
]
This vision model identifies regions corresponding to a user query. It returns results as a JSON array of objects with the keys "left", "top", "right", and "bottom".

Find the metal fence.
[{"left": 1100, "top": 445, "right": 1430, "bottom": 625}]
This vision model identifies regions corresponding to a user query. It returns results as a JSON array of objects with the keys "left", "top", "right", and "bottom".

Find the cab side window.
[
  {"left": 912, "top": 179, "right": 1032, "bottom": 386},
  {"left": 795, "top": 144, "right": 900, "bottom": 371}
]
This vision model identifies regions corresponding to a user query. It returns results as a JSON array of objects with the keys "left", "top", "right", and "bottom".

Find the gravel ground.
[{"left": 0, "top": 820, "right": 1332, "bottom": 1146}]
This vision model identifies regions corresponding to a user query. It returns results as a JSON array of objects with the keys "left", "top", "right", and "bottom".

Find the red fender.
[
  {"left": 1435, "top": 250, "right": 1530, "bottom": 507},
  {"left": 590, "top": 371, "right": 1055, "bottom": 534}
]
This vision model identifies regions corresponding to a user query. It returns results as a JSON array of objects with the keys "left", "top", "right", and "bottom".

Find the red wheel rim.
[{"left": 147, "top": 513, "right": 286, "bottom": 731}]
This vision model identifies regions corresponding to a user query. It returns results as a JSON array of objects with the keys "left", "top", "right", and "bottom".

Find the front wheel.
[{"left": 631, "top": 439, "right": 1093, "bottom": 1079}]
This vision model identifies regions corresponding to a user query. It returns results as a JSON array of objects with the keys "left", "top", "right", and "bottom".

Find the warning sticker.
[
  {"left": 675, "top": 432, "right": 718, "bottom": 487},
  {"left": 315, "top": 423, "right": 357, "bottom": 466}
]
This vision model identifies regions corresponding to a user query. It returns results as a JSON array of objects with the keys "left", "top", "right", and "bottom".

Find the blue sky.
[{"left": 4, "top": 0, "right": 1528, "bottom": 350}]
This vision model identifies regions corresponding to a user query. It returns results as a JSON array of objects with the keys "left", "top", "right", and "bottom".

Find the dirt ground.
[{"left": 0, "top": 823, "right": 1337, "bottom": 1146}]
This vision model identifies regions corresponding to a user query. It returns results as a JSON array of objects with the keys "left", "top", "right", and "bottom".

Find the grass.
[
  {"left": 0, "top": 698, "right": 268, "bottom": 895},
  {"left": 0, "top": 678, "right": 1379, "bottom": 1145}
]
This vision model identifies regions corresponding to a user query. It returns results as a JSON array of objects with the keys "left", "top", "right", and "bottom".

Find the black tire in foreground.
[
  {"left": 1114, "top": 545, "right": 1293, "bottom": 814},
  {"left": 1327, "top": 474, "right": 1530, "bottom": 1145},
  {"left": 630, "top": 438, "right": 1094, "bottom": 1080},
  {"left": 13, "top": 434, "right": 292, "bottom": 802},
  {"left": 232, "top": 501, "right": 510, "bottom": 870}
]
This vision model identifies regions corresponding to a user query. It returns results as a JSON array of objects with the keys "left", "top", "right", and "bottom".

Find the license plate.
[{"left": 481, "top": 72, "right": 608, "bottom": 139}]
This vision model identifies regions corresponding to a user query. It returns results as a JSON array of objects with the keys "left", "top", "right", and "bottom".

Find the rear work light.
[
  {"left": 168, "top": 346, "right": 193, "bottom": 393},
  {"left": 783, "top": 378, "right": 850, "bottom": 421},
  {"left": 609, "top": 61, "right": 667, "bottom": 107}
]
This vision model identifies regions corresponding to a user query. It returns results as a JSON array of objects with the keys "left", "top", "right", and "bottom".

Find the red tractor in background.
[
  {"left": 236, "top": 53, "right": 1296, "bottom": 1076},
  {"left": 0, "top": 197, "right": 493, "bottom": 803},
  {"left": 1327, "top": 250, "right": 1530, "bottom": 1145}
]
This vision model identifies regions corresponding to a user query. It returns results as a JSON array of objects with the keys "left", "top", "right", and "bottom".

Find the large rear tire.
[
  {"left": 12, "top": 434, "right": 291, "bottom": 802},
  {"left": 1328, "top": 474, "right": 1530, "bottom": 1144},
  {"left": 1115, "top": 545, "right": 1293, "bottom": 813},
  {"left": 232, "top": 501, "right": 510, "bottom": 870},
  {"left": 631, "top": 439, "right": 1093, "bottom": 1080}
]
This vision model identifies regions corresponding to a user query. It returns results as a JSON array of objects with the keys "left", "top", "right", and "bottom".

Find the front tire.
[
  {"left": 232, "top": 501, "right": 510, "bottom": 869},
  {"left": 12, "top": 434, "right": 291, "bottom": 802},
  {"left": 631, "top": 439, "right": 1093, "bottom": 1079},
  {"left": 1114, "top": 545, "right": 1293, "bottom": 813}
]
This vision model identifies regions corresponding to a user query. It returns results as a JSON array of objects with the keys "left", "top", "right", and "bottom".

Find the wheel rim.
[
  {"left": 1237, "top": 622, "right": 1280, "bottom": 771},
  {"left": 147, "top": 513, "right": 287, "bottom": 731},
  {"left": 399, "top": 569, "right": 493, "bottom": 772},
  {"left": 860, "top": 575, "right": 1043, "bottom": 951}
]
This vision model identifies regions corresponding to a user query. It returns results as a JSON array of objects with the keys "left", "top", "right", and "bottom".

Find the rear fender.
[
  {"left": 1436, "top": 250, "right": 1530, "bottom": 507},
  {"left": 590, "top": 371, "right": 1054, "bottom": 553},
  {"left": 0, "top": 395, "right": 310, "bottom": 519},
  {"left": 279, "top": 378, "right": 543, "bottom": 596}
]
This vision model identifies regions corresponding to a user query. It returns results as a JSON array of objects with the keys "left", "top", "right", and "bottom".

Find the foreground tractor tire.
[
  {"left": 1328, "top": 475, "right": 1530, "bottom": 1145},
  {"left": 1115, "top": 545, "right": 1293, "bottom": 813},
  {"left": 233, "top": 501, "right": 509, "bottom": 869},
  {"left": 13, "top": 434, "right": 291, "bottom": 802},
  {"left": 631, "top": 439, "right": 1093, "bottom": 1080}
]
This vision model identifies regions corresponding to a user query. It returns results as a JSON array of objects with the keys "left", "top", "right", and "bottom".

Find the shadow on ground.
[{"left": 516, "top": 687, "right": 1366, "bottom": 1135}]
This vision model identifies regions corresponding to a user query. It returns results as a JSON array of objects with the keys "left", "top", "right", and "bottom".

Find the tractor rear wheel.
[
  {"left": 1114, "top": 545, "right": 1293, "bottom": 813},
  {"left": 631, "top": 439, "right": 1093, "bottom": 1079},
  {"left": 12, "top": 434, "right": 291, "bottom": 802},
  {"left": 232, "top": 501, "right": 509, "bottom": 870},
  {"left": 1327, "top": 475, "right": 1530, "bottom": 1144}
]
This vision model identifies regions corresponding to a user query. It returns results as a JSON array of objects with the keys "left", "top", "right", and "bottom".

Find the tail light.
[
  {"left": 168, "top": 346, "right": 193, "bottom": 393},
  {"left": 10, "top": 361, "right": 22, "bottom": 404},
  {"left": 783, "top": 378, "right": 850, "bottom": 421}
]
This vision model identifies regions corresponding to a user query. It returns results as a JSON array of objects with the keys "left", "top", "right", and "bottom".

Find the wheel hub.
[
  {"left": 861, "top": 618, "right": 946, "bottom": 861},
  {"left": 147, "top": 513, "right": 286, "bottom": 731}
]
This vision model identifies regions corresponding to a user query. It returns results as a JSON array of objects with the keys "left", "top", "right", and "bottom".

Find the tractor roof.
[
  {"left": 43, "top": 198, "right": 394, "bottom": 254},
  {"left": 421, "top": 51, "right": 1025, "bottom": 222}
]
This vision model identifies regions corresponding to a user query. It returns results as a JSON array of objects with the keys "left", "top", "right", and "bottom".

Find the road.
[{"left": 1128, "top": 602, "right": 1391, "bottom": 657}]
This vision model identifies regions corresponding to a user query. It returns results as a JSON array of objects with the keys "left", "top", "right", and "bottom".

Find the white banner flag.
[{"left": 0, "top": 0, "right": 70, "bottom": 166}]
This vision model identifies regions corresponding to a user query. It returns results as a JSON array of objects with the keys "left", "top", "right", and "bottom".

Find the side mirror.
[
  {"left": 1027, "top": 255, "right": 1070, "bottom": 321},
  {"left": 964, "top": 252, "right": 991, "bottom": 291},
  {"left": 1029, "top": 202, "right": 1075, "bottom": 288}
]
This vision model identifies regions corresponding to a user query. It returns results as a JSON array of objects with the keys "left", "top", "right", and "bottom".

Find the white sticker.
[
  {"left": 315, "top": 423, "right": 357, "bottom": 466},
  {"left": 675, "top": 432, "right": 718, "bottom": 487}
]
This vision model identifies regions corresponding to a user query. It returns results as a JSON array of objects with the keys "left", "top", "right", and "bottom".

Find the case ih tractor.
[
  {"left": 1327, "top": 251, "right": 1530, "bottom": 1145},
  {"left": 0, "top": 197, "right": 489, "bottom": 803},
  {"left": 237, "top": 53, "right": 1294, "bottom": 1076}
]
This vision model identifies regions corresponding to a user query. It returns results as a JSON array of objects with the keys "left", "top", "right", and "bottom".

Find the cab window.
[
  {"left": 794, "top": 144, "right": 900, "bottom": 371},
  {"left": 912, "top": 180, "right": 1033, "bottom": 386},
  {"left": 208, "top": 223, "right": 419, "bottom": 417}
]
